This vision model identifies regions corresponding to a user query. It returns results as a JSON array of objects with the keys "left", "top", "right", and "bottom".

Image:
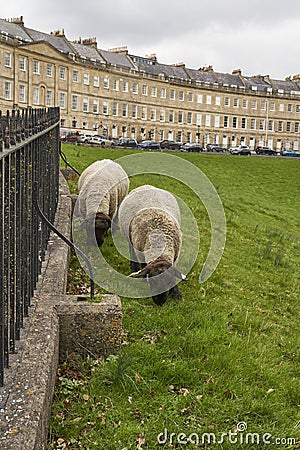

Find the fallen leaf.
[
  {"left": 83, "top": 394, "right": 89, "bottom": 401},
  {"left": 135, "top": 373, "right": 141, "bottom": 383},
  {"left": 179, "top": 388, "right": 189, "bottom": 396},
  {"left": 266, "top": 388, "right": 276, "bottom": 395}
]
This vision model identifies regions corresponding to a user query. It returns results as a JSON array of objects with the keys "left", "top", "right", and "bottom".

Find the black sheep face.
[
  {"left": 130, "top": 257, "right": 185, "bottom": 306},
  {"left": 81, "top": 212, "right": 111, "bottom": 247}
]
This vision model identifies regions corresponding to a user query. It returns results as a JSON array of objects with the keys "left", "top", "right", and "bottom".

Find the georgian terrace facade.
[{"left": 1, "top": 16, "right": 300, "bottom": 150}]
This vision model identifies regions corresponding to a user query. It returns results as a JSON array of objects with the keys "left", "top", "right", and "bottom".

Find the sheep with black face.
[
  {"left": 76, "top": 159, "right": 129, "bottom": 247},
  {"left": 118, "top": 185, "right": 185, "bottom": 305}
]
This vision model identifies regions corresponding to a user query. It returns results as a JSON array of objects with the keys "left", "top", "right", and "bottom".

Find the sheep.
[
  {"left": 76, "top": 159, "right": 129, "bottom": 246},
  {"left": 118, "top": 185, "right": 185, "bottom": 305}
]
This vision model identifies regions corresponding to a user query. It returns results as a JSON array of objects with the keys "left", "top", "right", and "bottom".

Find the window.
[
  {"left": 197, "top": 94, "right": 203, "bottom": 103},
  {"left": 261, "top": 100, "right": 267, "bottom": 110},
  {"left": 103, "top": 77, "right": 109, "bottom": 89},
  {"left": 72, "top": 95, "right": 78, "bottom": 110},
  {"left": 215, "top": 96, "right": 221, "bottom": 106},
  {"left": 150, "top": 108, "right": 156, "bottom": 121},
  {"left": 160, "top": 88, "right": 166, "bottom": 98},
  {"left": 160, "top": 110, "right": 165, "bottom": 122},
  {"left": 233, "top": 98, "right": 239, "bottom": 107},
  {"left": 224, "top": 116, "right": 229, "bottom": 128},
  {"left": 170, "top": 89, "right": 175, "bottom": 100},
  {"left": 296, "top": 105, "right": 300, "bottom": 113},
  {"left": 94, "top": 75, "right": 100, "bottom": 87},
  {"left": 103, "top": 101, "right": 109, "bottom": 115},
  {"left": 83, "top": 98, "right": 89, "bottom": 112},
  {"left": 205, "top": 114, "right": 211, "bottom": 127},
  {"left": 46, "top": 90, "right": 52, "bottom": 107},
  {"left": 19, "top": 85, "right": 26, "bottom": 103},
  {"left": 278, "top": 120, "right": 283, "bottom": 132},
  {"left": 112, "top": 102, "right": 118, "bottom": 116},
  {"left": 241, "top": 117, "right": 246, "bottom": 129},
  {"left": 84, "top": 73, "right": 89, "bottom": 85},
  {"left": 151, "top": 86, "right": 157, "bottom": 97},
  {"left": 232, "top": 117, "right": 238, "bottom": 128},
  {"left": 250, "top": 119, "right": 256, "bottom": 130},
  {"left": 60, "top": 67, "right": 66, "bottom": 80},
  {"left": 287, "top": 103, "right": 292, "bottom": 112},
  {"left": 32, "top": 87, "right": 39, "bottom": 105},
  {"left": 214, "top": 116, "right": 220, "bottom": 127},
  {"left": 206, "top": 95, "right": 212, "bottom": 105},
  {"left": 169, "top": 110, "right": 174, "bottom": 122},
  {"left": 132, "top": 104, "right": 137, "bottom": 119},
  {"left": 242, "top": 99, "right": 248, "bottom": 108},
  {"left": 73, "top": 70, "right": 79, "bottom": 82},
  {"left": 5, "top": 52, "right": 11, "bottom": 67},
  {"left": 47, "top": 64, "right": 53, "bottom": 77},
  {"left": 5, "top": 82, "right": 11, "bottom": 100},
  {"left": 179, "top": 91, "right": 184, "bottom": 101},
  {"left": 259, "top": 119, "right": 265, "bottom": 130},
  {"left": 132, "top": 83, "right": 138, "bottom": 94},
  {"left": 268, "top": 120, "right": 274, "bottom": 131},
  {"left": 33, "top": 60, "right": 40, "bottom": 74},
  {"left": 279, "top": 103, "right": 284, "bottom": 112},
  {"left": 20, "top": 56, "right": 26, "bottom": 71},
  {"left": 178, "top": 111, "right": 183, "bottom": 123},
  {"left": 122, "top": 103, "right": 128, "bottom": 117},
  {"left": 188, "top": 92, "right": 194, "bottom": 102},
  {"left": 224, "top": 97, "right": 230, "bottom": 106},
  {"left": 93, "top": 99, "right": 99, "bottom": 114},
  {"left": 141, "top": 106, "right": 147, "bottom": 120},
  {"left": 269, "top": 101, "right": 275, "bottom": 111},
  {"left": 187, "top": 112, "right": 192, "bottom": 124},
  {"left": 286, "top": 121, "right": 291, "bottom": 132},
  {"left": 251, "top": 100, "right": 257, "bottom": 109},
  {"left": 59, "top": 93, "right": 65, "bottom": 109},
  {"left": 196, "top": 113, "right": 202, "bottom": 126},
  {"left": 123, "top": 81, "right": 129, "bottom": 92},
  {"left": 295, "top": 122, "right": 299, "bottom": 133},
  {"left": 142, "top": 85, "right": 148, "bottom": 96},
  {"left": 112, "top": 79, "right": 119, "bottom": 90}
]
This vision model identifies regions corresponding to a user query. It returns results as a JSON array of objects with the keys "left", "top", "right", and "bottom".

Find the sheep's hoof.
[{"left": 171, "top": 289, "right": 182, "bottom": 299}]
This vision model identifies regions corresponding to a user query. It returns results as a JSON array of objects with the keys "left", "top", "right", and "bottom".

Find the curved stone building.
[{"left": 1, "top": 16, "right": 300, "bottom": 150}]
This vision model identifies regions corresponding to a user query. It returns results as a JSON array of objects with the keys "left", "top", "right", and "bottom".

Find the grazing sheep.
[
  {"left": 76, "top": 159, "right": 129, "bottom": 246},
  {"left": 118, "top": 185, "right": 185, "bottom": 305}
]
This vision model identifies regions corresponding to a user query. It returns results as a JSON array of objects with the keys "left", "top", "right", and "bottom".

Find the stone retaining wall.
[{"left": 0, "top": 171, "right": 122, "bottom": 450}]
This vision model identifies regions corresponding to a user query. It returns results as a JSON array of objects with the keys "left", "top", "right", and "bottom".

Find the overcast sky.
[{"left": 1, "top": 0, "right": 300, "bottom": 80}]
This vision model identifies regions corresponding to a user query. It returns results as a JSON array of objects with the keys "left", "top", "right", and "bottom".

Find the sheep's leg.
[
  {"left": 170, "top": 285, "right": 182, "bottom": 299},
  {"left": 129, "top": 241, "right": 140, "bottom": 272}
]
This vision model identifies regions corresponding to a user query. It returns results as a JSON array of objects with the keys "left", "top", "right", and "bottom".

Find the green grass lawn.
[{"left": 47, "top": 145, "right": 300, "bottom": 449}]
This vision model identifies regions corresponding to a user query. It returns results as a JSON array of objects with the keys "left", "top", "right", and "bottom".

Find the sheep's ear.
[
  {"left": 129, "top": 266, "right": 150, "bottom": 278},
  {"left": 173, "top": 266, "right": 186, "bottom": 280}
]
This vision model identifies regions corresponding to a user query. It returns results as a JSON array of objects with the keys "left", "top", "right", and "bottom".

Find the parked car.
[
  {"left": 60, "top": 131, "right": 80, "bottom": 143},
  {"left": 255, "top": 146, "right": 277, "bottom": 156},
  {"left": 87, "top": 135, "right": 115, "bottom": 147},
  {"left": 180, "top": 142, "right": 204, "bottom": 152},
  {"left": 282, "top": 150, "right": 300, "bottom": 157},
  {"left": 117, "top": 137, "right": 138, "bottom": 148},
  {"left": 137, "top": 140, "right": 160, "bottom": 150},
  {"left": 159, "top": 140, "right": 181, "bottom": 150},
  {"left": 229, "top": 145, "right": 251, "bottom": 156},
  {"left": 78, "top": 133, "right": 93, "bottom": 144},
  {"left": 206, "top": 144, "right": 227, "bottom": 152}
]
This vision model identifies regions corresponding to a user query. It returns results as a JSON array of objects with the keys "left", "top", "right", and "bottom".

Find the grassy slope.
[{"left": 48, "top": 145, "right": 300, "bottom": 449}]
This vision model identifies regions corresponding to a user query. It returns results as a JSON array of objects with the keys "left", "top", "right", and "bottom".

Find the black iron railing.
[{"left": 0, "top": 107, "right": 60, "bottom": 387}]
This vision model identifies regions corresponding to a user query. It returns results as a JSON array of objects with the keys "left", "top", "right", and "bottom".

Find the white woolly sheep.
[
  {"left": 118, "top": 184, "right": 185, "bottom": 305},
  {"left": 76, "top": 159, "right": 129, "bottom": 246}
]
